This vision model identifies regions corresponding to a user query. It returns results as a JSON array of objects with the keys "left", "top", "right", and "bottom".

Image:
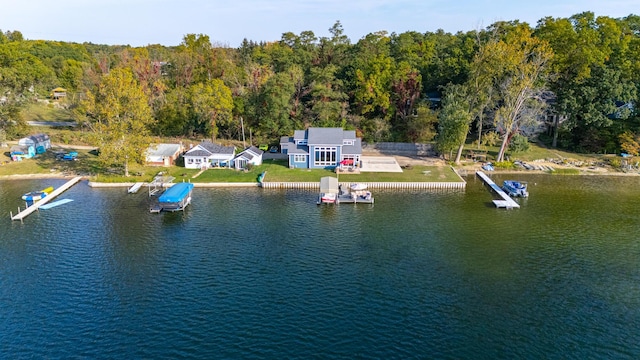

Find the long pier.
[
  {"left": 476, "top": 171, "right": 520, "bottom": 209},
  {"left": 11, "top": 176, "right": 83, "bottom": 221}
]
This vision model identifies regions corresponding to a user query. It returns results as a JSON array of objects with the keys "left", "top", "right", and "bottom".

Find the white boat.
[
  {"left": 502, "top": 180, "right": 529, "bottom": 197},
  {"left": 22, "top": 186, "right": 54, "bottom": 205},
  {"left": 350, "top": 183, "right": 367, "bottom": 191},
  {"left": 320, "top": 192, "right": 337, "bottom": 204}
]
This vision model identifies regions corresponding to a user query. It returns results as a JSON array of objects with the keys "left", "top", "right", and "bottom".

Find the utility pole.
[{"left": 240, "top": 117, "right": 246, "bottom": 148}]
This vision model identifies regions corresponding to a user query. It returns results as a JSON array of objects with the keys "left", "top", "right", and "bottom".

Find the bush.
[
  {"left": 482, "top": 131, "right": 500, "bottom": 147},
  {"left": 608, "top": 157, "right": 622, "bottom": 168},
  {"left": 509, "top": 134, "right": 530, "bottom": 153},
  {"left": 493, "top": 161, "right": 515, "bottom": 169}
]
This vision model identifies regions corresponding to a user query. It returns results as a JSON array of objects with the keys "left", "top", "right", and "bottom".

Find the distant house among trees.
[{"left": 50, "top": 87, "right": 67, "bottom": 100}]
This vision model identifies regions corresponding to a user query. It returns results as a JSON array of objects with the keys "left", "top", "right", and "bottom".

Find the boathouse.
[{"left": 280, "top": 127, "right": 362, "bottom": 170}]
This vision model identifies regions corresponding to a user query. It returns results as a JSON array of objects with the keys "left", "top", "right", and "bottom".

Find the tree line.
[{"left": 1, "top": 12, "right": 639, "bottom": 172}]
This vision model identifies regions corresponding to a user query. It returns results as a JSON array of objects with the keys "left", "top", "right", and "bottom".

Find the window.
[
  {"left": 343, "top": 140, "right": 354, "bottom": 145},
  {"left": 294, "top": 154, "right": 306, "bottom": 162},
  {"left": 314, "top": 147, "right": 337, "bottom": 167}
]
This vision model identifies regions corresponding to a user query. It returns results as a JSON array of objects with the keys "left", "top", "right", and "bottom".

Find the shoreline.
[{"left": 1, "top": 167, "right": 638, "bottom": 183}]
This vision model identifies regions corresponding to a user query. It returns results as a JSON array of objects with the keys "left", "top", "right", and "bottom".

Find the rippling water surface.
[{"left": 1, "top": 175, "right": 640, "bottom": 359}]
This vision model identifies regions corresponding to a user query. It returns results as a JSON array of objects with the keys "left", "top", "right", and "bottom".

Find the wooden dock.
[
  {"left": 11, "top": 176, "right": 83, "bottom": 221},
  {"left": 476, "top": 171, "right": 520, "bottom": 209}
]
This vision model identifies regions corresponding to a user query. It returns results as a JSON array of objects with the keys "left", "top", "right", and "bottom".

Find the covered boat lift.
[
  {"left": 151, "top": 182, "right": 194, "bottom": 213},
  {"left": 318, "top": 176, "right": 339, "bottom": 204}
]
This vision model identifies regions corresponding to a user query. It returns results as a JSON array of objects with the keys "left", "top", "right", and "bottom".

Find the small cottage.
[
  {"left": 51, "top": 87, "right": 67, "bottom": 100},
  {"left": 146, "top": 143, "right": 183, "bottom": 166},
  {"left": 183, "top": 141, "right": 235, "bottom": 169},
  {"left": 233, "top": 146, "right": 264, "bottom": 170}
]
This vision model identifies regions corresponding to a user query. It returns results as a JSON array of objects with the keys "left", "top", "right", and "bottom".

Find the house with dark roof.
[
  {"left": 232, "top": 146, "right": 264, "bottom": 170},
  {"left": 183, "top": 141, "right": 235, "bottom": 169},
  {"left": 279, "top": 127, "right": 362, "bottom": 169},
  {"left": 146, "top": 143, "right": 184, "bottom": 166}
]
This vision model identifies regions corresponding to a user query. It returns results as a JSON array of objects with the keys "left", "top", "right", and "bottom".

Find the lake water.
[{"left": 1, "top": 175, "right": 640, "bottom": 359}]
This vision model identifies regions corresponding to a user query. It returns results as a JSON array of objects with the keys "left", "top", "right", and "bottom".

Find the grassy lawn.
[
  {"left": 1, "top": 151, "right": 463, "bottom": 184},
  {"left": 22, "top": 102, "right": 75, "bottom": 122},
  {"left": 461, "top": 141, "right": 606, "bottom": 164},
  {"left": 192, "top": 159, "right": 462, "bottom": 183}
]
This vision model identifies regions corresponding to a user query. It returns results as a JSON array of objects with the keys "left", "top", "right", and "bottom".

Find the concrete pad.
[{"left": 359, "top": 156, "right": 403, "bottom": 172}]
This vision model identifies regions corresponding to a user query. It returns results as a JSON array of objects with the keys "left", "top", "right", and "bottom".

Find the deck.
[
  {"left": 476, "top": 171, "right": 520, "bottom": 209},
  {"left": 11, "top": 176, "right": 83, "bottom": 221}
]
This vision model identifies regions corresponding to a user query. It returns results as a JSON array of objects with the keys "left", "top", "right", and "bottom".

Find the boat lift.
[{"left": 148, "top": 174, "right": 175, "bottom": 196}]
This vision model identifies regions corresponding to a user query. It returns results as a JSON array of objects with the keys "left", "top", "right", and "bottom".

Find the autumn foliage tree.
[{"left": 79, "top": 68, "right": 154, "bottom": 176}]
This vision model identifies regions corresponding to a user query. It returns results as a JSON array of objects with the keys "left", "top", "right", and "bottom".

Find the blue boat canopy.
[{"left": 159, "top": 183, "right": 194, "bottom": 203}]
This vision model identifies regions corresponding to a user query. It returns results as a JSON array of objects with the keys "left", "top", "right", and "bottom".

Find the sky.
[{"left": 1, "top": 0, "right": 638, "bottom": 47}]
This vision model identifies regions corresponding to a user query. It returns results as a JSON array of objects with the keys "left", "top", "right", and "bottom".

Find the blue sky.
[{"left": 1, "top": 0, "right": 638, "bottom": 47}]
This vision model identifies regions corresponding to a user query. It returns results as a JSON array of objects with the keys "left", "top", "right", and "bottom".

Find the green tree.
[
  {"left": 437, "top": 85, "right": 471, "bottom": 160},
  {"left": 351, "top": 32, "right": 393, "bottom": 121},
  {"left": 0, "top": 42, "right": 55, "bottom": 136},
  {"left": 491, "top": 24, "right": 552, "bottom": 162},
  {"left": 406, "top": 103, "right": 438, "bottom": 142},
  {"left": 390, "top": 62, "right": 422, "bottom": 138},
  {"left": 188, "top": 79, "right": 233, "bottom": 140},
  {"left": 80, "top": 68, "right": 154, "bottom": 176},
  {"left": 308, "top": 64, "right": 348, "bottom": 127}
]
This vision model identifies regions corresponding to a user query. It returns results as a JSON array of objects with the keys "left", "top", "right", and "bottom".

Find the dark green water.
[{"left": 1, "top": 174, "right": 639, "bottom": 359}]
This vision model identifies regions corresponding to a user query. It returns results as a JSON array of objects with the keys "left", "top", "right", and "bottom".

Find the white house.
[
  {"left": 146, "top": 143, "right": 183, "bottom": 166},
  {"left": 233, "top": 146, "right": 264, "bottom": 169},
  {"left": 183, "top": 141, "right": 235, "bottom": 169}
]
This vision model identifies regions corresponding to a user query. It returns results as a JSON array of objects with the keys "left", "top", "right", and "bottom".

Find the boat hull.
[{"left": 502, "top": 180, "right": 528, "bottom": 197}]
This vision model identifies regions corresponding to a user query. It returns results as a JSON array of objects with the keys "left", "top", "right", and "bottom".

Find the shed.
[
  {"left": 319, "top": 176, "right": 339, "bottom": 194},
  {"left": 51, "top": 87, "right": 67, "bottom": 99},
  {"left": 146, "top": 143, "right": 183, "bottom": 166}
]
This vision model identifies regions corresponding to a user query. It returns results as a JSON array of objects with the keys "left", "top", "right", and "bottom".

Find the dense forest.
[{"left": 1, "top": 12, "right": 639, "bottom": 168}]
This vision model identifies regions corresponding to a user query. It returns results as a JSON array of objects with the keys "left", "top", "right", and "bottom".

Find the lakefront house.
[
  {"left": 279, "top": 127, "right": 362, "bottom": 169},
  {"left": 183, "top": 141, "right": 235, "bottom": 169}
]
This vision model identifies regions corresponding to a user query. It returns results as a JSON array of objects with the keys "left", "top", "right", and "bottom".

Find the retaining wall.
[{"left": 261, "top": 181, "right": 465, "bottom": 190}]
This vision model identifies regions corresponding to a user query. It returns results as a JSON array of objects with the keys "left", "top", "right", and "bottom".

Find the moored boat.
[
  {"left": 350, "top": 183, "right": 367, "bottom": 191},
  {"left": 502, "top": 180, "right": 528, "bottom": 198},
  {"left": 152, "top": 182, "right": 194, "bottom": 212},
  {"left": 22, "top": 186, "right": 54, "bottom": 205},
  {"left": 320, "top": 192, "right": 337, "bottom": 204}
]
